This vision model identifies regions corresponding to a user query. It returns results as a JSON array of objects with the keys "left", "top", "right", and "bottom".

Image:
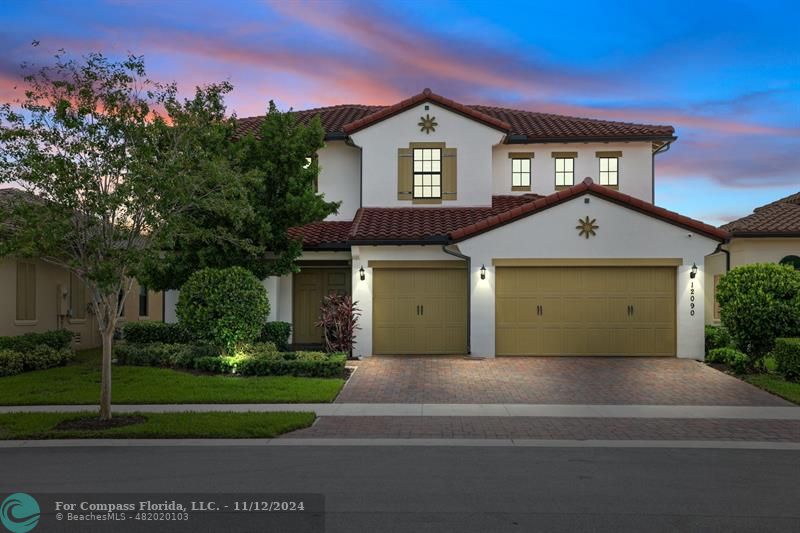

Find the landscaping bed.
[
  {"left": 0, "top": 411, "right": 315, "bottom": 439},
  {"left": 0, "top": 349, "right": 345, "bottom": 405}
]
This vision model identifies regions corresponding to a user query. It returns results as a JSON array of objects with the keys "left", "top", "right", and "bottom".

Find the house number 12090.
[{"left": 689, "top": 281, "right": 695, "bottom": 316}]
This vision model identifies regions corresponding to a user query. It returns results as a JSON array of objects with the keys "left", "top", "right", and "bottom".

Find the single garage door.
[
  {"left": 496, "top": 266, "right": 676, "bottom": 356},
  {"left": 373, "top": 267, "right": 468, "bottom": 355}
]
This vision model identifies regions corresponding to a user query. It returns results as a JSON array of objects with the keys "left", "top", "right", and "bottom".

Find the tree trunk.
[{"left": 99, "top": 326, "right": 114, "bottom": 420}]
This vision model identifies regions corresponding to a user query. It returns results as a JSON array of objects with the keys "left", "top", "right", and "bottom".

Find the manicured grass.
[
  {"left": 744, "top": 374, "right": 800, "bottom": 405},
  {"left": 0, "top": 349, "right": 344, "bottom": 405},
  {"left": 0, "top": 411, "right": 315, "bottom": 439}
]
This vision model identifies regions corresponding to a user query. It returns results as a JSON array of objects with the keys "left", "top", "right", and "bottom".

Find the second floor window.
[
  {"left": 599, "top": 157, "right": 619, "bottom": 186},
  {"left": 511, "top": 157, "right": 531, "bottom": 188},
  {"left": 555, "top": 157, "right": 574, "bottom": 187},
  {"left": 413, "top": 148, "right": 441, "bottom": 199}
]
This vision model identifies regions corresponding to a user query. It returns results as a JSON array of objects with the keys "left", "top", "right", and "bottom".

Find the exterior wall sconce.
[
  {"left": 480, "top": 264, "right": 486, "bottom": 280},
  {"left": 690, "top": 263, "right": 698, "bottom": 279},
  {"left": 359, "top": 266, "right": 366, "bottom": 281}
]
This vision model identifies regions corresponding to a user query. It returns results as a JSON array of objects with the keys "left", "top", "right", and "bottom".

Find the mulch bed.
[{"left": 54, "top": 415, "right": 147, "bottom": 431}]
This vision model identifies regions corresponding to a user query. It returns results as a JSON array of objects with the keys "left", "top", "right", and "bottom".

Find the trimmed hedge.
[
  {"left": 707, "top": 347, "right": 749, "bottom": 374},
  {"left": 122, "top": 321, "right": 190, "bottom": 344},
  {"left": 260, "top": 321, "right": 292, "bottom": 351},
  {"left": 0, "top": 330, "right": 74, "bottom": 352},
  {"left": 705, "top": 325, "right": 733, "bottom": 355},
  {"left": 113, "top": 341, "right": 345, "bottom": 378},
  {"left": 774, "top": 338, "right": 800, "bottom": 381},
  {"left": 114, "top": 342, "right": 220, "bottom": 368},
  {"left": 0, "top": 346, "right": 74, "bottom": 377}
]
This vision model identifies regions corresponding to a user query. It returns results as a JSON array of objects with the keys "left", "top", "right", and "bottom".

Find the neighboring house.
[
  {"left": 0, "top": 190, "right": 164, "bottom": 348},
  {"left": 1, "top": 257, "right": 163, "bottom": 349},
  {"left": 167, "top": 88, "right": 727, "bottom": 359},
  {"left": 705, "top": 192, "right": 800, "bottom": 325}
]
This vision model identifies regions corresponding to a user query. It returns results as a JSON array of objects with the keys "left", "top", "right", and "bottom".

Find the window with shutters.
[
  {"left": 399, "top": 142, "right": 456, "bottom": 203},
  {"left": 15, "top": 260, "right": 36, "bottom": 321},
  {"left": 70, "top": 272, "right": 87, "bottom": 320},
  {"left": 413, "top": 148, "right": 441, "bottom": 199}
]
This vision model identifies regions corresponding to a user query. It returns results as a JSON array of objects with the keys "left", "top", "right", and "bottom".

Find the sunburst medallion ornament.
[
  {"left": 576, "top": 216, "right": 599, "bottom": 239},
  {"left": 418, "top": 114, "right": 438, "bottom": 134}
]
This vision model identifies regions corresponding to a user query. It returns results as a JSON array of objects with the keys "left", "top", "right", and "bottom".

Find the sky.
[{"left": 0, "top": 0, "right": 798, "bottom": 225}]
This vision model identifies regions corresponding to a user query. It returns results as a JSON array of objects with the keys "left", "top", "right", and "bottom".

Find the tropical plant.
[{"left": 316, "top": 294, "right": 360, "bottom": 356}]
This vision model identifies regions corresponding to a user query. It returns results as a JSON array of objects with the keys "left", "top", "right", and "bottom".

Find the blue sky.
[{"left": 1, "top": 0, "right": 797, "bottom": 224}]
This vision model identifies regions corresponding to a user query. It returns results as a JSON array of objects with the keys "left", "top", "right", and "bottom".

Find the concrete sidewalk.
[{"left": 2, "top": 403, "right": 800, "bottom": 419}]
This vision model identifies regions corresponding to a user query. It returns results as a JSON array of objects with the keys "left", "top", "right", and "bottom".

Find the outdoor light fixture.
[
  {"left": 359, "top": 266, "right": 366, "bottom": 281},
  {"left": 480, "top": 264, "right": 486, "bottom": 280},
  {"left": 690, "top": 263, "right": 698, "bottom": 279}
]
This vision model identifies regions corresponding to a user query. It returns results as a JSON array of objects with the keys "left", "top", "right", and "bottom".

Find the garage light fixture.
[
  {"left": 480, "top": 264, "right": 486, "bottom": 280},
  {"left": 690, "top": 263, "right": 698, "bottom": 279},
  {"left": 359, "top": 266, "right": 366, "bottom": 281}
]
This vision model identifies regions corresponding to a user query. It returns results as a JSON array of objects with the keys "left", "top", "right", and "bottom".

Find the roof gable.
[
  {"left": 450, "top": 178, "right": 727, "bottom": 242},
  {"left": 342, "top": 88, "right": 511, "bottom": 134}
]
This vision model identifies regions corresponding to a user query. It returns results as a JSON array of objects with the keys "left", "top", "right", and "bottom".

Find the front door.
[{"left": 292, "top": 268, "right": 351, "bottom": 345}]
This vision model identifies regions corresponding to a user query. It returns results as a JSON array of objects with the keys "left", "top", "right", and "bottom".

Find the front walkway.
[{"left": 336, "top": 356, "right": 790, "bottom": 406}]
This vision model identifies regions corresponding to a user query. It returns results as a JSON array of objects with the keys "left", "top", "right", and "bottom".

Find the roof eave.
[{"left": 505, "top": 134, "right": 677, "bottom": 144}]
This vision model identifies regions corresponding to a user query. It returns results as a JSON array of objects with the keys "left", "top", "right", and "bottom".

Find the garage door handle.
[
  {"left": 416, "top": 305, "right": 420, "bottom": 316},
  {"left": 421, "top": 305, "right": 424, "bottom": 316}
]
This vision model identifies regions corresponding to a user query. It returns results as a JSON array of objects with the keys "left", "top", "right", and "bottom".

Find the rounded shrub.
[
  {"left": 176, "top": 267, "right": 270, "bottom": 353},
  {"left": 707, "top": 347, "right": 749, "bottom": 374},
  {"left": 716, "top": 263, "right": 800, "bottom": 367}
]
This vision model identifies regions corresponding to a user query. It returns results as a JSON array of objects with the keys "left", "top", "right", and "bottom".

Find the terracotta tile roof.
[
  {"left": 450, "top": 178, "right": 728, "bottom": 242},
  {"left": 470, "top": 105, "right": 675, "bottom": 141},
  {"left": 236, "top": 89, "right": 675, "bottom": 142},
  {"left": 341, "top": 88, "right": 512, "bottom": 134},
  {"left": 288, "top": 220, "right": 353, "bottom": 249},
  {"left": 236, "top": 104, "right": 382, "bottom": 139},
  {"left": 720, "top": 192, "right": 800, "bottom": 236},
  {"left": 348, "top": 195, "right": 544, "bottom": 243}
]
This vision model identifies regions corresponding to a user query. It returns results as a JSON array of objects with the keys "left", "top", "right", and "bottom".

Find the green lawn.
[
  {"left": 0, "top": 349, "right": 344, "bottom": 405},
  {"left": 0, "top": 411, "right": 314, "bottom": 439},
  {"left": 744, "top": 374, "right": 800, "bottom": 405}
]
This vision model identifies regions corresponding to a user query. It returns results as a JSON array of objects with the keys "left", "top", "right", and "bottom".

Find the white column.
[
  {"left": 470, "top": 256, "right": 496, "bottom": 357},
  {"left": 676, "top": 261, "right": 705, "bottom": 360}
]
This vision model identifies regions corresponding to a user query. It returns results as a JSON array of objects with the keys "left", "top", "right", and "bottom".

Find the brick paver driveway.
[{"left": 337, "top": 356, "right": 789, "bottom": 406}]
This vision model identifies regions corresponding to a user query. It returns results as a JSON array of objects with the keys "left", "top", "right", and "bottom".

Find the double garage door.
[{"left": 496, "top": 266, "right": 676, "bottom": 356}]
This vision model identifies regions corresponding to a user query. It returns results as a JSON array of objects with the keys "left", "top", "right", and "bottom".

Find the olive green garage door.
[
  {"left": 372, "top": 262, "right": 468, "bottom": 355},
  {"left": 496, "top": 266, "right": 676, "bottom": 356}
]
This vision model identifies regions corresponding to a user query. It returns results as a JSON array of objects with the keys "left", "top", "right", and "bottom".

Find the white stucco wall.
[
  {"left": 350, "top": 245, "right": 461, "bottom": 358},
  {"left": 457, "top": 193, "right": 721, "bottom": 360},
  {"left": 317, "top": 141, "right": 361, "bottom": 221},
  {"left": 492, "top": 142, "right": 653, "bottom": 201},
  {"left": 704, "top": 237, "right": 800, "bottom": 325},
  {"left": 350, "top": 102, "right": 505, "bottom": 208}
]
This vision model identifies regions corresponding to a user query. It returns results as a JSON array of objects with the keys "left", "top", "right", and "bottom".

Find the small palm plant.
[{"left": 316, "top": 294, "right": 361, "bottom": 357}]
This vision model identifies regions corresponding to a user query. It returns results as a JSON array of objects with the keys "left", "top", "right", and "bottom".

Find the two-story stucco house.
[{"left": 166, "top": 89, "right": 727, "bottom": 359}]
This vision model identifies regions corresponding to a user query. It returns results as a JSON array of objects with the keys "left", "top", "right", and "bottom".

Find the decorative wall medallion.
[
  {"left": 418, "top": 114, "right": 438, "bottom": 134},
  {"left": 576, "top": 216, "right": 599, "bottom": 239}
]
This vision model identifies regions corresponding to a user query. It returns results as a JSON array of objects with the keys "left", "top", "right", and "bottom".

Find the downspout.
[
  {"left": 442, "top": 244, "right": 471, "bottom": 355},
  {"left": 345, "top": 136, "right": 363, "bottom": 212},
  {"left": 651, "top": 140, "right": 673, "bottom": 204}
]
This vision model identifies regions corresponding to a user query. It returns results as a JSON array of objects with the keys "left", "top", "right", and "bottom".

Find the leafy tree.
[
  {"left": 716, "top": 263, "right": 800, "bottom": 368},
  {"left": 141, "top": 101, "right": 339, "bottom": 290},
  {"left": 0, "top": 50, "right": 246, "bottom": 419}
]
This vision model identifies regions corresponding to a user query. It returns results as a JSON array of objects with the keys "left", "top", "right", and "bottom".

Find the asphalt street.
[{"left": 1, "top": 445, "right": 799, "bottom": 532}]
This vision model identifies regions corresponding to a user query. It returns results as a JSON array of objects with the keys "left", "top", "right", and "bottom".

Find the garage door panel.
[
  {"left": 373, "top": 268, "right": 467, "bottom": 355},
  {"left": 496, "top": 266, "right": 676, "bottom": 356}
]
